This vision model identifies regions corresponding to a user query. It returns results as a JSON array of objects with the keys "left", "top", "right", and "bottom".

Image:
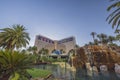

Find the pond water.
[
  {"left": 35, "top": 64, "right": 75, "bottom": 80},
  {"left": 35, "top": 64, "right": 120, "bottom": 80}
]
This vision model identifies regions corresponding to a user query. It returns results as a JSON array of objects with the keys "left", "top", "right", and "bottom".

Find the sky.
[{"left": 0, "top": 0, "right": 116, "bottom": 47}]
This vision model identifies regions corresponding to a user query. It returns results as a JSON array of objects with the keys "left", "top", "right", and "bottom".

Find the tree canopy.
[{"left": 0, "top": 24, "right": 30, "bottom": 50}]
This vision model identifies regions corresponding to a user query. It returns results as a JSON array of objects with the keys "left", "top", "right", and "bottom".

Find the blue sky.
[{"left": 0, "top": 0, "right": 116, "bottom": 46}]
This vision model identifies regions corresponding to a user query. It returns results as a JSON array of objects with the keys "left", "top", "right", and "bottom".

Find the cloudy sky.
[{"left": 0, "top": 0, "right": 116, "bottom": 47}]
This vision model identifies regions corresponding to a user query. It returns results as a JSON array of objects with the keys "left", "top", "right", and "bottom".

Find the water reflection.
[
  {"left": 34, "top": 64, "right": 120, "bottom": 80},
  {"left": 35, "top": 64, "right": 75, "bottom": 80}
]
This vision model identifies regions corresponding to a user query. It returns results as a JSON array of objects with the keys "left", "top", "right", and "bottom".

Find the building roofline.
[{"left": 36, "top": 34, "right": 75, "bottom": 41}]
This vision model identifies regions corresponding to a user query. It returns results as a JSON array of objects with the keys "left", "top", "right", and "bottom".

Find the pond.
[
  {"left": 35, "top": 64, "right": 75, "bottom": 80},
  {"left": 34, "top": 64, "right": 120, "bottom": 80}
]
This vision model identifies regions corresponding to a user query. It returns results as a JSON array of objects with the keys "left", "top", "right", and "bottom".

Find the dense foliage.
[
  {"left": 107, "top": 0, "right": 120, "bottom": 29},
  {"left": 0, "top": 24, "right": 30, "bottom": 50},
  {"left": 0, "top": 50, "right": 34, "bottom": 80}
]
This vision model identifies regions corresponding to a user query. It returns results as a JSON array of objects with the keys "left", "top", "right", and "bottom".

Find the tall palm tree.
[
  {"left": 101, "top": 33, "right": 108, "bottom": 45},
  {"left": 108, "top": 36, "right": 116, "bottom": 44},
  {"left": 97, "top": 33, "right": 108, "bottom": 45},
  {"left": 27, "top": 46, "right": 32, "bottom": 53},
  {"left": 107, "top": 0, "right": 120, "bottom": 29},
  {"left": 90, "top": 32, "right": 97, "bottom": 43},
  {"left": 0, "top": 50, "right": 33, "bottom": 80},
  {"left": 97, "top": 34, "right": 102, "bottom": 44},
  {"left": 94, "top": 39, "right": 99, "bottom": 45},
  {"left": 0, "top": 24, "right": 30, "bottom": 50}
]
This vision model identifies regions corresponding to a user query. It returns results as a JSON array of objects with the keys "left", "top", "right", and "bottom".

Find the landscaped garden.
[{"left": 0, "top": 25, "right": 53, "bottom": 80}]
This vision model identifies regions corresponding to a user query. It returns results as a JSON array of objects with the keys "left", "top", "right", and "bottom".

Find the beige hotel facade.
[{"left": 34, "top": 35, "right": 76, "bottom": 54}]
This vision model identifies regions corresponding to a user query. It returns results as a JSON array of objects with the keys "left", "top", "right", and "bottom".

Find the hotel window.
[
  {"left": 42, "top": 38, "right": 45, "bottom": 41},
  {"left": 46, "top": 39, "right": 48, "bottom": 42}
]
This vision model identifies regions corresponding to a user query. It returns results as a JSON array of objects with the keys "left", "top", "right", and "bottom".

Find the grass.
[{"left": 27, "top": 68, "right": 52, "bottom": 78}]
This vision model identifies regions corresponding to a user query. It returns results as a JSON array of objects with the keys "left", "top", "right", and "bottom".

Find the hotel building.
[{"left": 34, "top": 35, "right": 76, "bottom": 54}]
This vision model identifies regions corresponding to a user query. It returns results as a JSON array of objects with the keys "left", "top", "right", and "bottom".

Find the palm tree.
[
  {"left": 32, "top": 46, "right": 37, "bottom": 54},
  {"left": 0, "top": 50, "right": 33, "bottom": 80},
  {"left": 107, "top": 0, "right": 120, "bottom": 29},
  {"left": 39, "top": 48, "right": 49, "bottom": 56},
  {"left": 90, "top": 32, "right": 97, "bottom": 43},
  {"left": 94, "top": 39, "right": 99, "bottom": 45},
  {"left": 101, "top": 34, "right": 108, "bottom": 45},
  {"left": 116, "top": 34, "right": 120, "bottom": 41},
  {"left": 0, "top": 24, "right": 30, "bottom": 50},
  {"left": 97, "top": 34, "right": 102, "bottom": 44},
  {"left": 89, "top": 42, "right": 94, "bottom": 45},
  {"left": 114, "top": 29, "right": 120, "bottom": 34},
  {"left": 97, "top": 33, "right": 108, "bottom": 45},
  {"left": 108, "top": 36, "right": 116, "bottom": 44}
]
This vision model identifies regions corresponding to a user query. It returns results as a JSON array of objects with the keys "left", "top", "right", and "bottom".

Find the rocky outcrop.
[{"left": 73, "top": 45, "right": 120, "bottom": 72}]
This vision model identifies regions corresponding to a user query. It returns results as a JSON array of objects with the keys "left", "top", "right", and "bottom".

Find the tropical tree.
[
  {"left": 0, "top": 24, "right": 30, "bottom": 50},
  {"left": 27, "top": 46, "right": 32, "bottom": 53},
  {"left": 114, "top": 29, "right": 120, "bottom": 34},
  {"left": 27, "top": 46, "right": 37, "bottom": 54},
  {"left": 32, "top": 46, "right": 37, "bottom": 54},
  {"left": 39, "top": 48, "right": 49, "bottom": 56},
  {"left": 60, "top": 49, "right": 65, "bottom": 54},
  {"left": 94, "top": 39, "right": 99, "bottom": 45},
  {"left": 107, "top": 0, "right": 120, "bottom": 29},
  {"left": 97, "top": 34, "right": 102, "bottom": 44},
  {"left": 116, "top": 34, "right": 120, "bottom": 41},
  {"left": 88, "top": 42, "right": 94, "bottom": 45},
  {"left": 97, "top": 33, "right": 108, "bottom": 45},
  {"left": 90, "top": 32, "right": 97, "bottom": 43},
  {"left": 0, "top": 50, "right": 33, "bottom": 80},
  {"left": 108, "top": 35, "right": 116, "bottom": 44}
]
